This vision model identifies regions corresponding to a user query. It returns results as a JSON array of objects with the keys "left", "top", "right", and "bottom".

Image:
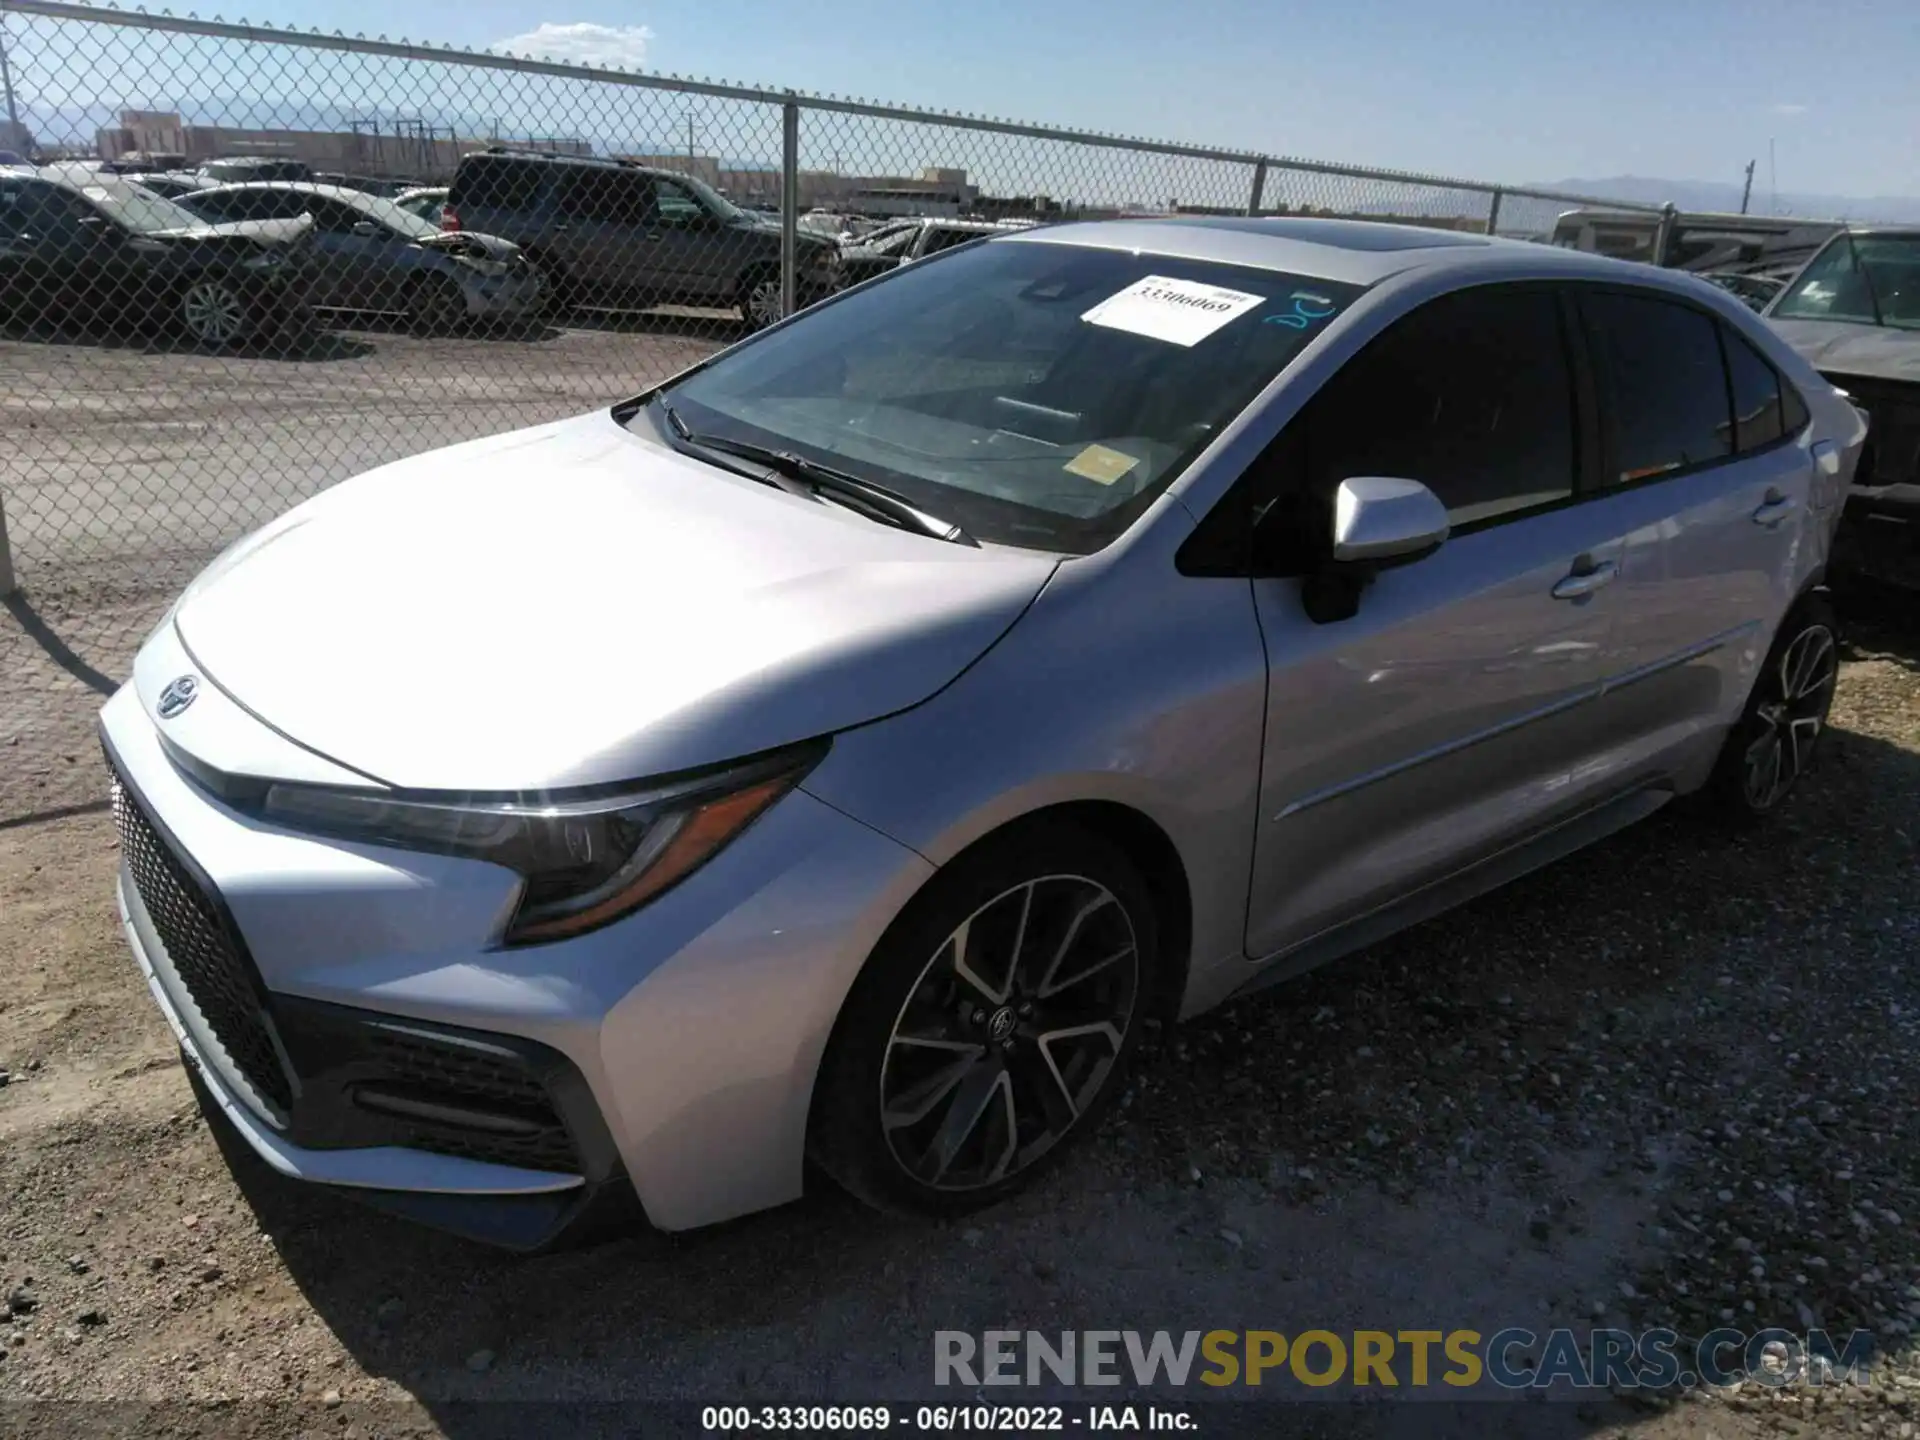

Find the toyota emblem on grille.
[{"left": 157, "top": 675, "right": 199, "bottom": 719}]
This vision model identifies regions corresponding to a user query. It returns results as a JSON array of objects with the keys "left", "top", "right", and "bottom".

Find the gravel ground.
[
  {"left": 0, "top": 313, "right": 727, "bottom": 827},
  {"left": 1, "top": 597, "right": 1916, "bottom": 1438}
]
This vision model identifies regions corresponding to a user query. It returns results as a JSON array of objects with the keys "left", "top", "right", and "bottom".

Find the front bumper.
[{"left": 100, "top": 653, "right": 934, "bottom": 1241}]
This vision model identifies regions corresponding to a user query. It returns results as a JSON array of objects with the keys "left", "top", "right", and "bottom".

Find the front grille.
[
  {"left": 362, "top": 1028, "right": 580, "bottom": 1174},
  {"left": 110, "top": 767, "right": 294, "bottom": 1115}
]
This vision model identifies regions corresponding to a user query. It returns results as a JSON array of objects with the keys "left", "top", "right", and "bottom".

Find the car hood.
[
  {"left": 169, "top": 409, "right": 1058, "bottom": 792},
  {"left": 1767, "top": 317, "right": 1920, "bottom": 385},
  {"left": 148, "top": 215, "right": 315, "bottom": 248}
]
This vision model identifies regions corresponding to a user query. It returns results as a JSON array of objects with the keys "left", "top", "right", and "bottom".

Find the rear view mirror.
[{"left": 1330, "top": 476, "right": 1449, "bottom": 565}]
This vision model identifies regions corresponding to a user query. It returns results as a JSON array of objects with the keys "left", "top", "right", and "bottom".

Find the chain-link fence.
[{"left": 0, "top": 0, "right": 1664, "bottom": 823}]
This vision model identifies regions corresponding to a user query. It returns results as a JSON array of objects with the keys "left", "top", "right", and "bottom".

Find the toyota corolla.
[{"left": 102, "top": 217, "right": 1863, "bottom": 1248}]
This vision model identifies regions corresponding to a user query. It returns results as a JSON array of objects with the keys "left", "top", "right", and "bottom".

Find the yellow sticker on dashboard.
[{"left": 1064, "top": 444, "right": 1140, "bottom": 485}]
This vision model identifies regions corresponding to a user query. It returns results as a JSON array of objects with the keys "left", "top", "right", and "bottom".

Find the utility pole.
[
  {"left": 1740, "top": 159, "right": 1755, "bottom": 215},
  {"left": 1770, "top": 138, "right": 1777, "bottom": 215}
]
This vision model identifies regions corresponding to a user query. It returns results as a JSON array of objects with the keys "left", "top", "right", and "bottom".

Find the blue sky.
[{"left": 23, "top": 0, "right": 1920, "bottom": 198}]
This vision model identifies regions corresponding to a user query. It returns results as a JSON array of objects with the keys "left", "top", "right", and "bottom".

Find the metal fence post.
[
  {"left": 1485, "top": 188, "right": 1503, "bottom": 237},
  {"left": 0, "top": 489, "right": 15, "bottom": 600},
  {"left": 1654, "top": 202, "right": 1678, "bottom": 268},
  {"left": 1247, "top": 159, "right": 1267, "bottom": 217},
  {"left": 780, "top": 100, "right": 799, "bottom": 320}
]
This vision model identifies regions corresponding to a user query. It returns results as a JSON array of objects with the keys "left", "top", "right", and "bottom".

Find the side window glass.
[
  {"left": 1292, "top": 286, "right": 1577, "bottom": 530},
  {"left": 653, "top": 178, "right": 705, "bottom": 226},
  {"left": 1721, "top": 326, "right": 1786, "bottom": 453},
  {"left": 313, "top": 199, "right": 366, "bottom": 234},
  {"left": 1781, "top": 380, "right": 1811, "bottom": 436},
  {"left": 1581, "top": 291, "right": 1732, "bottom": 484}
]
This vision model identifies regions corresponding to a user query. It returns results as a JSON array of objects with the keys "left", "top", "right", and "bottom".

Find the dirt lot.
[{"left": 2, "top": 600, "right": 1918, "bottom": 1437}]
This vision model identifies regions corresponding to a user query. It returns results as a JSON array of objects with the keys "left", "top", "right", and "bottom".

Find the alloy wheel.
[
  {"left": 180, "top": 281, "right": 247, "bottom": 346},
  {"left": 1742, "top": 622, "right": 1837, "bottom": 811},
  {"left": 879, "top": 874, "right": 1139, "bottom": 1192},
  {"left": 744, "top": 277, "right": 785, "bottom": 329}
]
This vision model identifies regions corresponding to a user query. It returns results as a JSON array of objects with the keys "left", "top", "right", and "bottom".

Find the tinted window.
[
  {"left": 557, "top": 168, "right": 649, "bottom": 223},
  {"left": 1782, "top": 379, "right": 1811, "bottom": 436},
  {"left": 652, "top": 177, "right": 705, "bottom": 226},
  {"left": 1581, "top": 291, "right": 1731, "bottom": 484},
  {"left": 1773, "top": 234, "right": 1920, "bottom": 330},
  {"left": 1721, "top": 326, "right": 1787, "bottom": 452},
  {"left": 1286, "top": 285, "right": 1577, "bottom": 529},
  {"left": 451, "top": 157, "right": 545, "bottom": 211}
]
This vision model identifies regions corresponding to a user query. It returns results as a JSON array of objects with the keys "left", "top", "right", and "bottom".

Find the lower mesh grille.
[
  {"left": 111, "top": 766, "right": 294, "bottom": 1115},
  {"left": 363, "top": 1029, "right": 580, "bottom": 1173}
]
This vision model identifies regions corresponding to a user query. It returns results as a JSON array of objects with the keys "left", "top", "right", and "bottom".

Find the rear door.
[
  {"left": 554, "top": 167, "right": 658, "bottom": 301},
  {"left": 306, "top": 196, "right": 406, "bottom": 311},
  {"left": 1570, "top": 287, "right": 1815, "bottom": 758},
  {"left": 1242, "top": 282, "right": 1640, "bottom": 959}
]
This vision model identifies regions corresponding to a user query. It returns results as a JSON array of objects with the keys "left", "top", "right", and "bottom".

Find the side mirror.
[
  {"left": 350, "top": 220, "right": 379, "bottom": 237},
  {"left": 1299, "top": 477, "right": 1449, "bottom": 626},
  {"left": 1330, "top": 476, "right": 1449, "bottom": 566}
]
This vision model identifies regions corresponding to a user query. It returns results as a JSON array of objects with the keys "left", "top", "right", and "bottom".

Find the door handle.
[
  {"left": 1551, "top": 559, "right": 1618, "bottom": 600},
  {"left": 1752, "top": 488, "right": 1797, "bottom": 528},
  {"left": 644, "top": 231, "right": 663, "bottom": 242}
]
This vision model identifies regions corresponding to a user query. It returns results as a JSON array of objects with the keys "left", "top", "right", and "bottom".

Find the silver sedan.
[{"left": 101, "top": 217, "right": 1862, "bottom": 1247}]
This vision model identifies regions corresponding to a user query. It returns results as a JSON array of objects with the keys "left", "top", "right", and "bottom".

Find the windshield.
[
  {"left": 1773, "top": 234, "right": 1920, "bottom": 330},
  {"left": 72, "top": 177, "right": 207, "bottom": 234},
  {"left": 654, "top": 238, "right": 1362, "bottom": 553},
  {"left": 678, "top": 172, "right": 741, "bottom": 222}
]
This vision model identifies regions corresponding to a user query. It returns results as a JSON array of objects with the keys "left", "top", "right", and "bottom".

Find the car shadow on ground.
[
  {"left": 0, "top": 316, "right": 375, "bottom": 362},
  {"left": 313, "top": 310, "right": 570, "bottom": 344},
  {"left": 196, "top": 669, "right": 1920, "bottom": 1439}
]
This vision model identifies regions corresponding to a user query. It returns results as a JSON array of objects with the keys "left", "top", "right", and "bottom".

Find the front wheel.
[
  {"left": 408, "top": 272, "right": 468, "bottom": 335},
  {"left": 738, "top": 271, "right": 785, "bottom": 330},
  {"left": 810, "top": 822, "right": 1157, "bottom": 1217},
  {"left": 179, "top": 279, "right": 251, "bottom": 347},
  {"left": 1705, "top": 594, "right": 1840, "bottom": 819}
]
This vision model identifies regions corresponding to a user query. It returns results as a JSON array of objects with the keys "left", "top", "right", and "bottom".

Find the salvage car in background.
[
  {"left": 174, "top": 181, "right": 541, "bottom": 329},
  {"left": 835, "top": 217, "right": 1035, "bottom": 285},
  {"left": 101, "top": 217, "right": 1862, "bottom": 1248},
  {"left": 442, "top": 148, "right": 841, "bottom": 325},
  {"left": 0, "top": 164, "right": 311, "bottom": 346},
  {"left": 1766, "top": 228, "right": 1920, "bottom": 588}
]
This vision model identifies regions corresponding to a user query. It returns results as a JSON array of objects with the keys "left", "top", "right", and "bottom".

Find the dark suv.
[{"left": 444, "top": 150, "right": 841, "bottom": 326}]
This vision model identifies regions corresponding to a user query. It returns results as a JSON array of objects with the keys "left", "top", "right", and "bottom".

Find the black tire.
[
  {"left": 1703, "top": 592, "right": 1840, "bottom": 821},
  {"left": 525, "top": 255, "right": 575, "bottom": 319},
  {"left": 408, "top": 272, "right": 467, "bottom": 335},
  {"left": 737, "top": 268, "right": 785, "bottom": 330},
  {"left": 809, "top": 820, "right": 1158, "bottom": 1217}
]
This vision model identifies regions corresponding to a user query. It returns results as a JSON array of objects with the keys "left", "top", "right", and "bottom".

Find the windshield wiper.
[{"left": 658, "top": 398, "right": 978, "bottom": 546}]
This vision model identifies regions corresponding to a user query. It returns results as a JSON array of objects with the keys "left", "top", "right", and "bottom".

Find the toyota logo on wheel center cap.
[
  {"left": 156, "top": 675, "right": 199, "bottom": 719},
  {"left": 987, "top": 1006, "right": 1017, "bottom": 1043}
]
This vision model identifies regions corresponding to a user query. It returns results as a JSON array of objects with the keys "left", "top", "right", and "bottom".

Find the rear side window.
[
  {"left": 452, "top": 157, "right": 545, "bottom": 211},
  {"left": 1720, "top": 325, "right": 1787, "bottom": 452},
  {"left": 556, "top": 168, "right": 649, "bottom": 223},
  {"left": 1580, "top": 291, "right": 1732, "bottom": 484},
  {"left": 1288, "top": 285, "right": 1578, "bottom": 529}
]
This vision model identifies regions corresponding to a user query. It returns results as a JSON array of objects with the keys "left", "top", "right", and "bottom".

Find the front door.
[{"left": 1242, "top": 283, "right": 1633, "bottom": 959}]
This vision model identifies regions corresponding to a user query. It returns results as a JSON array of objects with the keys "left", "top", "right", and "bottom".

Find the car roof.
[
  {"left": 1004, "top": 214, "right": 1646, "bottom": 286},
  {"left": 193, "top": 180, "right": 384, "bottom": 207}
]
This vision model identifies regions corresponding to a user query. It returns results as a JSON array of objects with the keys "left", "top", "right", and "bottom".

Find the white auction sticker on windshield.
[{"left": 1081, "top": 275, "right": 1265, "bottom": 347}]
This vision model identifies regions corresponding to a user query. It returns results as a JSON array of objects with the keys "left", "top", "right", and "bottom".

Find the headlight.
[{"left": 249, "top": 742, "right": 824, "bottom": 945}]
